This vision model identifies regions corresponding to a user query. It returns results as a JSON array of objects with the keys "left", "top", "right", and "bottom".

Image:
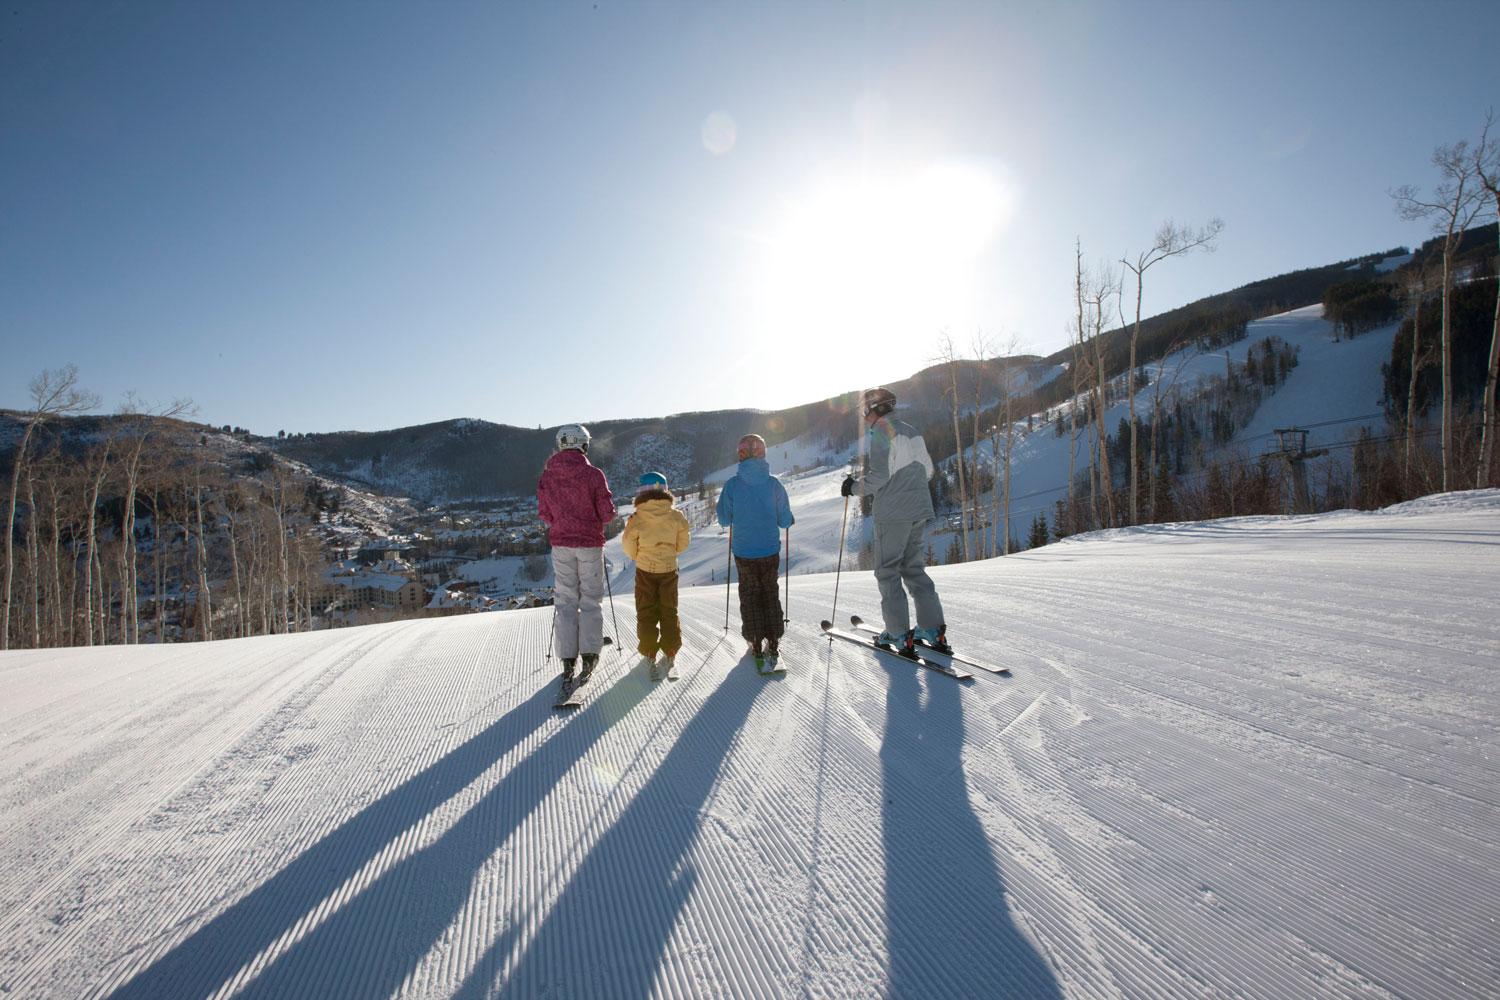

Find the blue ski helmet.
[{"left": 639, "top": 471, "right": 668, "bottom": 489}]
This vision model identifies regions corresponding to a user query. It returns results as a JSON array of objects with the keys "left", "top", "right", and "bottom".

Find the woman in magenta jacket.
[{"left": 538, "top": 424, "right": 617, "bottom": 683}]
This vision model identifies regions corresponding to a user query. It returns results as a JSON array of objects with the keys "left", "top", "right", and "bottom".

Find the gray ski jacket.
[{"left": 854, "top": 415, "right": 936, "bottom": 524}]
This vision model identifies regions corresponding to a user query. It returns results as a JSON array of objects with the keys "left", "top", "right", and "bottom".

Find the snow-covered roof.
[{"left": 323, "top": 571, "right": 415, "bottom": 592}]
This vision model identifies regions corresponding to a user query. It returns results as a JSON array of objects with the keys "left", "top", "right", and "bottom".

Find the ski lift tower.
[{"left": 1267, "top": 427, "right": 1328, "bottom": 514}]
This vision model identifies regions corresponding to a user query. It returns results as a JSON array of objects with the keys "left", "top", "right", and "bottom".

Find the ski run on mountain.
[{"left": 3, "top": 492, "right": 1498, "bottom": 999}]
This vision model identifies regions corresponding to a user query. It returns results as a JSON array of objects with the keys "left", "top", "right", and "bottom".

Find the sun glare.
[{"left": 752, "top": 161, "right": 1014, "bottom": 394}]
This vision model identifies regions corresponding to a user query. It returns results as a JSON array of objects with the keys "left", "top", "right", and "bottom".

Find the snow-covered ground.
[
  {"left": 4, "top": 492, "right": 1498, "bottom": 999},
  {"left": 1231, "top": 304, "right": 1396, "bottom": 447}
]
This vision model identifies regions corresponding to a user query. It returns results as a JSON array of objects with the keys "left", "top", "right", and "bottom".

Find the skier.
[
  {"left": 716, "top": 434, "right": 794, "bottom": 668},
  {"left": 621, "top": 471, "right": 691, "bottom": 680},
  {"left": 537, "top": 424, "right": 617, "bottom": 685},
  {"left": 841, "top": 387, "right": 948, "bottom": 657}
]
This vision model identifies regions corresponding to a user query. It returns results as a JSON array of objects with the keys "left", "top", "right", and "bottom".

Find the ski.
[
  {"left": 553, "top": 677, "right": 584, "bottom": 710},
  {"left": 849, "top": 616, "right": 1009, "bottom": 675},
  {"left": 758, "top": 654, "right": 786, "bottom": 676},
  {"left": 649, "top": 658, "right": 679, "bottom": 682},
  {"left": 820, "top": 621, "right": 972, "bottom": 680},
  {"left": 548, "top": 639, "right": 613, "bottom": 706}
]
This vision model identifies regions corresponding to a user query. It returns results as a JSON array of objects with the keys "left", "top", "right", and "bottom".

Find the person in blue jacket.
[{"left": 716, "top": 434, "right": 794, "bottom": 666}]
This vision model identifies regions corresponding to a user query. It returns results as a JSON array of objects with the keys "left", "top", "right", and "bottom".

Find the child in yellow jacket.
[{"left": 621, "top": 471, "right": 691, "bottom": 680}]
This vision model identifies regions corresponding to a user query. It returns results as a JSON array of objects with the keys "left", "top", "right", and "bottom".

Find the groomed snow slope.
[{"left": 4, "top": 493, "right": 1499, "bottom": 999}]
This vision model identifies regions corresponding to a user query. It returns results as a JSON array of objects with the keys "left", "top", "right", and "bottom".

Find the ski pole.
[
  {"left": 546, "top": 603, "right": 555, "bottom": 666},
  {"left": 723, "top": 525, "right": 733, "bottom": 633},
  {"left": 603, "top": 554, "right": 621, "bottom": 656},
  {"left": 783, "top": 525, "right": 790, "bottom": 625},
  {"left": 828, "top": 495, "right": 850, "bottom": 632}
]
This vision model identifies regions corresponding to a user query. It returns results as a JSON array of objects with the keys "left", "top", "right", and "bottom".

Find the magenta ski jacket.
[{"left": 537, "top": 450, "right": 617, "bottom": 548}]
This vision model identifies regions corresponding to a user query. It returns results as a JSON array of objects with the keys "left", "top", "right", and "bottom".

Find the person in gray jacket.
[{"left": 841, "top": 386, "right": 948, "bottom": 656}]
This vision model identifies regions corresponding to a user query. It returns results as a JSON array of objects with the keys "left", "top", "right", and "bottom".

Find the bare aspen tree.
[
  {"left": 191, "top": 459, "right": 213, "bottom": 642},
  {"left": 938, "top": 333, "right": 971, "bottom": 561},
  {"left": 1084, "top": 266, "right": 1119, "bottom": 528},
  {"left": 24, "top": 469, "right": 41, "bottom": 646},
  {"left": 988, "top": 333, "right": 1022, "bottom": 554},
  {"left": 264, "top": 465, "right": 292, "bottom": 633},
  {"left": 222, "top": 484, "right": 247, "bottom": 638},
  {"left": 115, "top": 398, "right": 193, "bottom": 643},
  {"left": 81, "top": 438, "right": 115, "bottom": 646},
  {"left": 1119, "top": 218, "right": 1223, "bottom": 525},
  {"left": 1472, "top": 112, "right": 1500, "bottom": 488},
  {"left": 36, "top": 452, "right": 66, "bottom": 646},
  {"left": 970, "top": 334, "right": 987, "bottom": 557},
  {"left": 1394, "top": 141, "right": 1486, "bottom": 491},
  {"left": 148, "top": 480, "right": 168, "bottom": 645},
  {"left": 1070, "top": 241, "right": 1093, "bottom": 531},
  {"left": 1397, "top": 251, "right": 1438, "bottom": 488},
  {"left": 3, "top": 366, "right": 95, "bottom": 649}
]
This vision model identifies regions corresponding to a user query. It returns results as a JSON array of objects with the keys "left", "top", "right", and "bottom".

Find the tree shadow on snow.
[
  {"left": 107, "top": 674, "right": 653, "bottom": 1000},
  {"left": 881, "top": 663, "right": 1061, "bottom": 998},
  {"left": 457, "top": 664, "right": 769, "bottom": 999}
]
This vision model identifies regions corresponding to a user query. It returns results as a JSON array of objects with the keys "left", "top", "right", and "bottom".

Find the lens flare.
[{"left": 702, "top": 111, "right": 737, "bottom": 155}]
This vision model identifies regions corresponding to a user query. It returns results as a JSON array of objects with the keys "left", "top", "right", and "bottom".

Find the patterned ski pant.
[
  {"left": 734, "top": 553, "right": 784, "bottom": 647},
  {"left": 635, "top": 569, "right": 681, "bottom": 658}
]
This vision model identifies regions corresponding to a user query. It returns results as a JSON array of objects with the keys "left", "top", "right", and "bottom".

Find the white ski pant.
[
  {"left": 874, "top": 519, "right": 944, "bottom": 635},
  {"left": 552, "top": 546, "right": 605, "bottom": 660}
]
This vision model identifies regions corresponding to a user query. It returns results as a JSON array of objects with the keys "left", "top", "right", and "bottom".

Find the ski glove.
[{"left": 840, "top": 475, "right": 855, "bottom": 497}]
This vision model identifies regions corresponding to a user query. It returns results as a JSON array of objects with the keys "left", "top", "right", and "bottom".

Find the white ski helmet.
[
  {"left": 861, "top": 386, "right": 897, "bottom": 418},
  {"left": 555, "top": 423, "right": 591, "bottom": 452}
]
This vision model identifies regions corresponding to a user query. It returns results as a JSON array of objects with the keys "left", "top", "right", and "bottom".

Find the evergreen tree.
[{"left": 1027, "top": 513, "right": 1049, "bottom": 550}]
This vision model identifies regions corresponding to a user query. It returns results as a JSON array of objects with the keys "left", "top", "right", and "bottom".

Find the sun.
[{"left": 750, "top": 160, "right": 1014, "bottom": 394}]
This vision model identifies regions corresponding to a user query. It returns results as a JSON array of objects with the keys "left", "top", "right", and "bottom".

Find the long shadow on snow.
[
  {"left": 107, "top": 676, "right": 652, "bottom": 1000},
  {"left": 881, "top": 662, "right": 1061, "bottom": 998},
  {"left": 459, "top": 663, "right": 769, "bottom": 999}
]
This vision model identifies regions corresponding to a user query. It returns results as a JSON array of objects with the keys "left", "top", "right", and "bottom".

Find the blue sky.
[{"left": 2, "top": 0, "right": 1496, "bottom": 434}]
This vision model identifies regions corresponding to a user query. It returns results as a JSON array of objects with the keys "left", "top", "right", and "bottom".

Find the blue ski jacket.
[{"left": 716, "top": 458, "right": 794, "bottom": 558}]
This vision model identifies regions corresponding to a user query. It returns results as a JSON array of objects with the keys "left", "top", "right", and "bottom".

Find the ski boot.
[
  {"left": 764, "top": 637, "right": 780, "bottom": 671},
  {"left": 875, "top": 630, "right": 920, "bottom": 660},
  {"left": 749, "top": 638, "right": 765, "bottom": 671},
  {"left": 659, "top": 653, "right": 676, "bottom": 680},
  {"left": 639, "top": 654, "right": 659, "bottom": 680},
  {"left": 913, "top": 624, "right": 951, "bottom": 655},
  {"left": 561, "top": 657, "right": 577, "bottom": 683},
  {"left": 578, "top": 653, "right": 599, "bottom": 685}
]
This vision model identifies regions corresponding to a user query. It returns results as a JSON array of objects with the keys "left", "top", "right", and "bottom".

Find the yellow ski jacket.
[{"left": 622, "top": 489, "right": 691, "bottom": 574}]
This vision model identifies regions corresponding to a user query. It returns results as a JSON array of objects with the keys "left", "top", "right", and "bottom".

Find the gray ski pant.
[
  {"left": 874, "top": 519, "right": 944, "bottom": 635},
  {"left": 552, "top": 546, "right": 605, "bottom": 660}
]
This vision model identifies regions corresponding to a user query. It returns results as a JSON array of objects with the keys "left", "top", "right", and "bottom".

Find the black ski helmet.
[{"left": 861, "top": 386, "right": 897, "bottom": 418}]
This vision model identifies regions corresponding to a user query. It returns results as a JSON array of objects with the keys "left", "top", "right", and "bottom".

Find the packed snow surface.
[{"left": 4, "top": 493, "right": 1499, "bottom": 999}]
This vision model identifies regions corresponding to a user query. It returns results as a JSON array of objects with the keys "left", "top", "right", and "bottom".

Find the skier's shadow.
[
  {"left": 880, "top": 663, "right": 1062, "bottom": 998},
  {"left": 106, "top": 675, "right": 654, "bottom": 1000},
  {"left": 458, "top": 664, "right": 769, "bottom": 999}
]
